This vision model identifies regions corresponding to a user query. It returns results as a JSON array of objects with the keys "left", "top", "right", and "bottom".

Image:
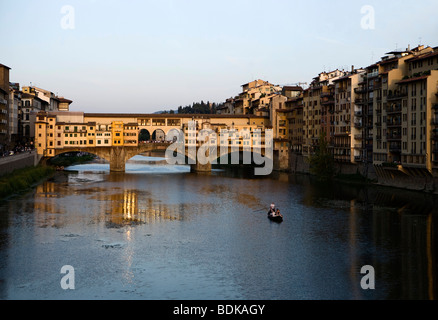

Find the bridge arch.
[
  {"left": 137, "top": 126, "right": 173, "bottom": 141},
  {"left": 53, "top": 148, "right": 111, "bottom": 163},
  {"left": 138, "top": 129, "right": 151, "bottom": 142},
  {"left": 151, "top": 129, "right": 166, "bottom": 141}
]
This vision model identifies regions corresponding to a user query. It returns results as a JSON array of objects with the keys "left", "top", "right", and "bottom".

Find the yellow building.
[{"left": 111, "top": 121, "right": 124, "bottom": 146}]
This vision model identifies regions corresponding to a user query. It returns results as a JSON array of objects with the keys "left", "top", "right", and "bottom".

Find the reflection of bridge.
[{"left": 35, "top": 112, "right": 289, "bottom": 173}]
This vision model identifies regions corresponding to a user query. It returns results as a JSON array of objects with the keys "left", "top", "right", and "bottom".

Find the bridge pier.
[
  {"left": 110, "top": 147, "right": 127, "bottom": 172},
  {"left": 190, "top": 162, "right": 212, "bottom": 173}
]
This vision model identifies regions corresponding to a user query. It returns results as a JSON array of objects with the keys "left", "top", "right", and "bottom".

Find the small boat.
[{"left": 268, "top": 214, "right": 283, "bottom": 223}]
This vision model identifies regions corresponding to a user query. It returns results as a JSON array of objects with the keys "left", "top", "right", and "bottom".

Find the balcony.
[
  {"left": 355, "top": 98, "right": 367, "bottom": 105},
  {"left": 320, "top": 92, "right": 334, "bottom": 98},
  {"left": 354, "top": 122, "right": 363, "bottom": 129},
  {"left": 387, "top": 105, "right": 402, "bottom": 114},
  {"left": 0, "top": 98, "right": 7, "bottom": 105},
  {"left": 334, "top": 132, "right": 351, "bottom": 137},
  {"left": 367, "top": 71, "right": 379, "bottom": 79},
  {"left": 354, "top": 87, "right": 367, "bottom": 94},
  {"left": 431, "top": 118, "right": 438, "bottom": 126},
  {"left": 387, "top": 134, "right": 401, "bottom": 141},
  {"left": 389, "top": 146, "right": 402, "bottom": 153},
  {"left": 387, "top": 92, "right": 408, "bottom": 101},
  {"left": 387, "top": 119, "right": 401, "bottom": 127},
  {"left": 321, "top": 99, "right": 335, "bottom": 105},
  {"left": 354, "top": 134, "right": 363, "bottom": 140},
  {"left": 354, "top": 110, "right": 363, "bottom": 117}
]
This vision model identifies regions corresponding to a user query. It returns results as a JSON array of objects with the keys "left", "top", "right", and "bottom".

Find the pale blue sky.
[{"left": 1, "top": 0, "right": 437, "bottom": 113}]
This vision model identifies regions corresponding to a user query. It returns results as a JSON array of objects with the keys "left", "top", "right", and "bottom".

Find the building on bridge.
[{"left": 34, "top": 111, "right": 289, "bottom": 172}]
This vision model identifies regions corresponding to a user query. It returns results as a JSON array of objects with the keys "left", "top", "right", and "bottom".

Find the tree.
[{"left": 309, "top": 132, "right": 335, "bottom": 181}]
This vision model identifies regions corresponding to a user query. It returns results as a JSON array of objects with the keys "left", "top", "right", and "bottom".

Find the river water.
[{"left": 0, "top": 154, "right": 437, "bottom": 300}]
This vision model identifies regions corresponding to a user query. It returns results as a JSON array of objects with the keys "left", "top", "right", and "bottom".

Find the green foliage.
[
  {"left": 177, "top": 101, "right": 216, "bottom": 114},
  {"left": 0, "top": 166, "right": 55, "bottom": 199},
  {"left": 309, "top": 132, "right": 335, "bottom": 181}
]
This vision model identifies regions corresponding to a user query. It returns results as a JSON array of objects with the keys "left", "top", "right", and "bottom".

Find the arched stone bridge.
[{"left": 53, "top": 142, "right": 270, "bottom": 173}]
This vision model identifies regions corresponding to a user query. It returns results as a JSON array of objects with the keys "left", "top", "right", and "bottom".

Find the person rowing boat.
[{"left": 268, "top": 203, "right": 283, "bottom": 222}]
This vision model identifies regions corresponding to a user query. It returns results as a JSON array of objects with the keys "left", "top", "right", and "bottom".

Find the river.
[{"left": 0, "top": 154, "right": 437, "bottom": 300}]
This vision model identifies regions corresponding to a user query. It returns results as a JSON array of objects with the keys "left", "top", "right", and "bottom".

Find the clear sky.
[{"left": 1, "top": 0, "right": 437, "bottom": 113}]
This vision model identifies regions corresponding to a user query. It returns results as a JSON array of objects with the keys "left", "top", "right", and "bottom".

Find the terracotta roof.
[
  {"left": 378, "top": 57, "right": 398, "bottom": 65},
  {"left": 406, "top": 51, "right": 438, "bottom": 62},
  {"left": 396, "top": 75, "right": 429, "bottom": 84},
  {"left": 283, "top": 86, "right": 303, "bottom": 91},
  {"left": 58, "top": 97, "right": 73, "bottom": 104}
]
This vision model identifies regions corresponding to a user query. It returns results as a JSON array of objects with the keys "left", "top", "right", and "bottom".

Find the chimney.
[{"left": 351, "top": 65, "right": 355, "bottom": 73}]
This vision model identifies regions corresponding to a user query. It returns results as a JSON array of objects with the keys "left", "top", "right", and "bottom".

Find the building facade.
[{"left": 0, "top": 64, "right": 10, "bottom": 151}]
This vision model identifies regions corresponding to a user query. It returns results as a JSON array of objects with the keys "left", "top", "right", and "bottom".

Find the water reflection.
[
  {"left": 33, "top": 176, "right": 214, "bottom": 229},
  {"left": 1, "top": 160, "right": 437, "bottom": 299},
  {"left": 293, "top": 175, "right": 438, "bottom": 300}
]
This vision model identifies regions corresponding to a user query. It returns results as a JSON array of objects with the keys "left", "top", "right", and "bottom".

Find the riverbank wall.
[
  {"left": 289, "top": 153, "right": 377, "bottom": 180},
  {"left": 0, "top": 151, "right": 39, "bottom": 176},
  {"left": 289, "top": 153, "right": 438, "bottom": 194}
]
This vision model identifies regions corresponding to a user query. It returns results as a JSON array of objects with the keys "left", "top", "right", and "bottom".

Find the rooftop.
[
  {"left": 0, "top": 63, "right": 11, "bottom": 70},
  {"left": 396, "top": 75, "right": 429, "bottom": 84}
]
